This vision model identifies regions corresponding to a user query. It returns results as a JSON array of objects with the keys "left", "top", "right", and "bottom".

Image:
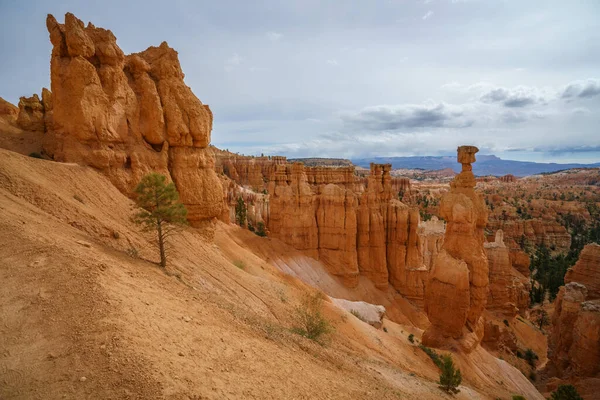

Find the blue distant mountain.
[{"left": 351, "top": 155, "right": 600, "bottom": 177}]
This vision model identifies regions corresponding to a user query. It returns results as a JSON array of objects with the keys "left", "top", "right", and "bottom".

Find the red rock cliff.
[
  {"left": 484, "top": 230, "right": 531, "bottom": 317},
  {"left": 42, "top": 13, "right": 222, "bottom": 226},
  {"left": 551, "top": 243, "right": 600, "bottom": 378}
]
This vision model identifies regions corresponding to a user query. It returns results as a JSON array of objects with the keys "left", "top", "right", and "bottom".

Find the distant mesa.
[{"left": 351, "top": 155, "right": 600, "bottom": 177}]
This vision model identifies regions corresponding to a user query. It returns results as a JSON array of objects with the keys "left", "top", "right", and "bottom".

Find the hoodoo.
[
  {"left": 42, "top": 13, "right": 223, "bottom": 226},
  {"left": 551, "top": 243, "right": 600, "bottom": 378},
  {"left": 423, "top": 145, "right": 490, "bottom": 352}
]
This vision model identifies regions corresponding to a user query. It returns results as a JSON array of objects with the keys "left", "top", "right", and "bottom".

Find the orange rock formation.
[
  {"left": 40, "top": 13, "right": 222, "bottom": 226},
  {"left": 423, "top": 145, "right": 489, "bottom": 352},
  {"left": 551, "top": 243, "right": 600, "bottom": 378},
  {"left": 0, "top": 97, "right": 18, "bottom": 122},
  {"left": 484, "top": 230, "right": 530, "bottom": 317},
  {"left": 221, "top": 156, "right": 427, "bottom": 290},
  {"left": 499, "top": 174, "right": 517, "bottom": 183}
]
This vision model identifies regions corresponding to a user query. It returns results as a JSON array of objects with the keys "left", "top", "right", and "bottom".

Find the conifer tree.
[
  {"left": 235, "top": 196, "right": 247, "bottom": 226},
  {"left": 133, "top": 173, "right": 188, "bottom": 268},
  {"left": 439, "top": 354, "right": 462, "bottom": 394},
  {"left": 550, "top": 384, "right": 583, "bottom": 400}
]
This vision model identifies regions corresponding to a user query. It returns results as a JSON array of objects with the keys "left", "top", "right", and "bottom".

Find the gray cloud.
[
  {"left": 561, "top": 79, "right": 600, "bottom": 99},
  {"left": 480, "top": 86, "right": 544, "bottom": 107},
  {"left": 1, "top": 0, "right": 599, "bottom": 163},
  {"left": 341, "top": 102, "right": 475, "bottom": 131}
]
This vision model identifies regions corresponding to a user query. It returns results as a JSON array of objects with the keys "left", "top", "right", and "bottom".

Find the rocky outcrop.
[
  {"left": 487, "top": 219, "right": 571, "bottom": 254},
  {"left": 499, "top": 174, "right": 516, "bottom": 183},
  {"left": 222, "top": 159, "right": 427, "bottom": 291},
  {"left": 42, "top": 13, "right": 222, "bottom": 226},
  {"left": 485, "top": 230, "right": 531, "bottom": 317},
  {"left": 482, "top": 319, "right": 517, "bottom": 352},
  {"left": 423, "top": 146, "right": 489, "bottom": 352},
  {"left": 16, "top": 94, "right": 46, "bottom": 132},
  {"left": 551, "top": 244, "right": 600, "bottom": 379},
  {"left": 268, "top": 162, "right": 319, "bottom": 258},
  {"left": 215, "top": 150, "right": 286, "bottom": 191},
  {"left": 331, "top": 298, "right": 386, "bottom": 328},
  {"left": 564, "top": 243, "right": 600, "bottom": 299},
  {"left": 316, "top": 184, "right": 359, "bottom": 286},
  {"left": 0, "top": 97, "right": 18, "bottom": 123}
]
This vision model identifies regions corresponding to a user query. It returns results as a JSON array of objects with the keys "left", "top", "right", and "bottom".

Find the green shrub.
[
  {"left": 512, "top": 396, "right": 526, "bottom": 400},
  {"left": 550, "top": 384, "right": 583, "bottom": 400},
  {"left": 256, "top": 221, "right": 267, "bottom": 237},
  {"left": 408, "top": 333, "right": 414, "bottom": 343},
  {"left": 233, "top": 260, "right": 245, "bottom": 270},
  {"left": 29, "top": 152, "right": 42, "bottom": 159},
  {"left": 419, "top": 344, "right": 443, "bottom": 369},
  {"left": 503, "top": 319, "right": 509, "bottom": 327},
  {"left": 516, "top": 349, "right": 524, "bottom": 358},
  {"left": 438, "top": 354, "right": 461, "bottom": 394},
  {"left": 524, "top": 348, "right": 538, "bottom": 367},
  {"left": 292, "top": 292, "right": 332, "bottom": 343}
]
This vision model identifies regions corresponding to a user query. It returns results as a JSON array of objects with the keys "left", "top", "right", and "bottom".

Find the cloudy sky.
[{"left": 1, "top": 0, "right": 599, "bottom": 163}]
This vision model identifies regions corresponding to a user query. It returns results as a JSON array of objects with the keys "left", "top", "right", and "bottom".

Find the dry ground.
[{"left": 0, "top": 148, "right": 543, "bottom": 399}]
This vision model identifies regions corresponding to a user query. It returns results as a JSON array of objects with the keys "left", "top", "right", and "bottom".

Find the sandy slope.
[{"left": 0, "top": 149, "right": 543, "bottom": 399}]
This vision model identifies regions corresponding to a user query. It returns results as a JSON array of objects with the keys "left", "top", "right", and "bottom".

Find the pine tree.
[
  {"left": 133, "top": 173, "right": 188, "bottom": 268},
  {"left": 439, "top": 354, "right": 462, "bottom": 394},
  {"left": 550, "top": 384, "right": 583, "bottom": 400},
  {"left": 235, "top": 196, "right": 247, "bottom": 226}
]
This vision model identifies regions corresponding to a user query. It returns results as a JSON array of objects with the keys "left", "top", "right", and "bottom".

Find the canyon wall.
[
  {"left": 13, "top": 13, "right": 223, "bottom": 226},
  {"left": 423, "top": 146, "right": 489, "bottom": 352},
  {"left": 484, "top": 230, "right": 531, "bottom": 317},
  {"left": 551, "top": 243, "right": 600, "bottom": 378},
  {"left": 220, "top": 155, "right": 428, "bottom": 291}
]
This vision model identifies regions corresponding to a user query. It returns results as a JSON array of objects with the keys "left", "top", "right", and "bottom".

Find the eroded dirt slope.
[{"left": 0, "top": 149, "right": 542, "bottom": 399}]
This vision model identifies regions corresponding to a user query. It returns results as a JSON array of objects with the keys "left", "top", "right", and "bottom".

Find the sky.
[{"left": 1, "top": 0, "right": 599, "bottom": 163}]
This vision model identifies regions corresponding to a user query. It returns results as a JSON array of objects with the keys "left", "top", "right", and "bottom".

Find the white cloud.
[
  {"left": 422, "top": 11, "right": 434, "bottom": 20},
  {"left": 441, "top": 81, "right": 461, "bottom": 90},
  {"left": 224, "top": 53, "right": 243, "bottom": 72},
  {"left": 326, "top": 59, "right": 339, "bottom": 66},
  {"left": 266, "top": 31, "right": 283, "bottom": 41}
]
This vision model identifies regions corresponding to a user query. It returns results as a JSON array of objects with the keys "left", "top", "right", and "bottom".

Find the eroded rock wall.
[
  {"left": 551, "top": 243, "right": 600, "bottom": 378},
  {"left": 221, "top": 158, "right": 428, "bottom": 291},
  {"left": 484, "top": 230, "right": 531, "bottom": 317},
  {"left": 42, "top": 13, "right": 222, "bottom": 226}
]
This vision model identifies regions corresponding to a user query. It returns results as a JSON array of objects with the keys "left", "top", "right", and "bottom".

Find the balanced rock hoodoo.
[{"left": 423, "top": 145, "right": 489, "bottom": 352}]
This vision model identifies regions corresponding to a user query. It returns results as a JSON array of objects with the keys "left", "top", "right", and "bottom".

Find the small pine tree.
[
  {"left": 133, "top": 173, "right": 188, "bottom": 268},
  {"left": 439, "top": 354, "right": 462, "bottom": 394},
  {"left": 550, "top": 384, "right": 583, "bottom": 400},
  {"left": 256, "top": 221, "right": 267, "bottom": 237},
  {"left": 524, "top": 348, "right": 538, "bottom": 368},
  {"left": 235, "top": 196, "right": 247, "bottom": 226}
]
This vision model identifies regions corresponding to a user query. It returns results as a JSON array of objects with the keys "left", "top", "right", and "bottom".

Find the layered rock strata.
[
  {"left": 551, "top": 243, "right": 600, "bottom": 378},
  {"left": 484, "top": 230, "right": 531, "bottom": 317},
  {"left": 40, "top": 13, "right": 222, "bottom": 225},
  {"left": 223, "top": 159, "right": 425, "bottom": 290},
  {"left": 423, "top": 145, "right": 489, "bottom": 352}
]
